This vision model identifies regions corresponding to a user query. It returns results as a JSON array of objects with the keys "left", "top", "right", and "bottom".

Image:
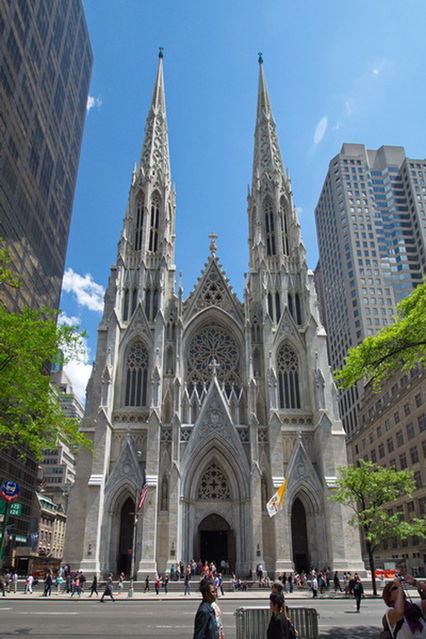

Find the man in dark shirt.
[{"left": 193, "top": 580, "right": 223, "bottom": 639}]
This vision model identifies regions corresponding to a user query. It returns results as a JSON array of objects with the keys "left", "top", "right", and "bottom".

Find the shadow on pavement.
[{"left": 320, "top": 626, "right": 380, "bottom": 638}]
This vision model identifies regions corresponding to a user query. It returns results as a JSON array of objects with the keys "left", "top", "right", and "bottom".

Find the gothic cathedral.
[{"left": 64, "top": 53, "right": 364, "bottom": 578}]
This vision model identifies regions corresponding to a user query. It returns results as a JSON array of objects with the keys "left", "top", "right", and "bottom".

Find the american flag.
[{"left": 137, "top": 482, "right": 148, "bottom": 515}]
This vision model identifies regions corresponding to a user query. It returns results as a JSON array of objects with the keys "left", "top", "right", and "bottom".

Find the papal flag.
[{"left": 266, "top": 478, "right": 288, "bottom": 518}]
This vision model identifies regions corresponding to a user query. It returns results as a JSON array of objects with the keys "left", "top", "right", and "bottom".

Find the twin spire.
[{"left": 138, "top": 50, "right": 286, "bottom": 194}]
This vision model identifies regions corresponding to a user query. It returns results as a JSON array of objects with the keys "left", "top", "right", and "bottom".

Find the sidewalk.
[{"left": 1, "top": 584, "right": 420, "bottom": 602}]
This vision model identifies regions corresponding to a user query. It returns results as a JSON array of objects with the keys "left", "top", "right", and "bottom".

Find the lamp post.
[{"left": 127, "top": 489, "right": 139, "bottom": 599}]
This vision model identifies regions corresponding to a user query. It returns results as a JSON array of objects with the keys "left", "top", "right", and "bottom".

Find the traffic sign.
[
  {"left": 9, "top": 503, "right": 22, "bottom": 516},
  {"left": 0, "top": 480, "right": 20, "bottom": 502}
]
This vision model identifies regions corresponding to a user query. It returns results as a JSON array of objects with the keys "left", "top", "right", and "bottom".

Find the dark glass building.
[
  {"left": 0, "top": 0, "right": 93, "bottom": 310},
  {"left": 0, "top": 0, "right": 92, "bottom": 571}
]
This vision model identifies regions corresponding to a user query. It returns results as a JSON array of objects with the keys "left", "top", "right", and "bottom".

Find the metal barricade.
[{"left": 235, "top": 606, "right": 319, "bottom": 639}]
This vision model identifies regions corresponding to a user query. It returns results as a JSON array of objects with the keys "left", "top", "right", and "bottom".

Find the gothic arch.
[
  {"left": 276, "top": 342, "right": 301, "bottom": 409},
  {"left": 121, "top": 340, "right": 149, "bottom": 407},
  {"left": 182, "top": 311, "right": 245, "bottom": 396}
]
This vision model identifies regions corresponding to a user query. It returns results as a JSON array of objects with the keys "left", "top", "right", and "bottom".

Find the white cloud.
[
  {"left": 63, "top": 338, "right": 92, "bottom": 405},
  {"left": 87, "top": 95, "right": 103, "bottom": 112},
  {"left": 344, "top": 99, "right": 354, "bottom": 116},
  {"left": 62, "top": 268, "right": 105, "bottom": 312},
  {"left": 372, "top": 68, "right": 380, "bottom": 76},
  {"left": 295, "top": 206, "right": 303, "bottom": 217},
  {"left": 58, "top": 312, "right": 80, "bottom": 327},
  {"left": 313, "top": 116, "right": 328, "bottom": 145}
]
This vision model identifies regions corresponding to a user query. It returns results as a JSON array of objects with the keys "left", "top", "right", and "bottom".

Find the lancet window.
[
  {"left": 288, "top": 293, "right": 302, "bottom": 325},
  {"left": 148, "top": 192, "right": 160, "bottom": 252},
  {"left": 122, "top": 287, "right": 138, "bottom": 321},
  {"left": 264, "top": 197, "right": 276, "bottom": 256},
  {"left": 186, "top": 323, "right": 241, "bottom": 396},
  {"left": 280, "top": 197, "right": 290, "bottom": 256},
  {"left": 145, "top": 288, "right": 159, "bottom": 321},
  {"left": 267, "top": 292, "right": 281, "bottom": 323},
  {"left": 197, "top": 462, "right": 231, "bottom": 500},
  {"left": 277, "top": 343, "right": 300, "bottom": 409},
  {"left": 124, "top": 341, "right": 148, "bottom": 406},
  {"left": 134, "top": 192, "right": 144, "bottom": 251}
]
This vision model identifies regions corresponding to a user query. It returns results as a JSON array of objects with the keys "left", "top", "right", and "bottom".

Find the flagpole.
[{"left": 127, "top": 490, "right": 138, "bottom": 599}]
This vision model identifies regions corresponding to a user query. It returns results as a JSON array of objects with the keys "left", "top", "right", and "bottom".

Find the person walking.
[
  {"left": 162, "top": 573, "right": 169, "bottom": 595},
  {"left": 144, "top": 575, "right": 150, "bottom": 593},
  {"left": 353, "top": 575, "right": 364, "bottom": 612},
  {"left": 89, "top": 575, "right": 98, "bottom": 597},
  {"left": 184, "top": 569, "right": 191, "bottom": 596},
  {"left": 25, "top": 574, "right": 34, "bottom": 594},
  {"left": 43, "top": 571, "right": 52, "bottom": 597},
  {"left": 100, "top": 573, "right": 115, "bottom": 603},
  {"left": 267, "top": 592, "right": 294, "bottom": 639},
  {"left": 333, "top": 571, "right": 342, "bottom": 592},
  {"left": 193, "top": 580, "right": 224, "bottom": 639},
  {"left": 117, "top": 572, "right": 125, "bottom": 595},
  {"left": 382, "top": 576, "right": 426, "bottom": 638},
  {"left": 11, "top": 571, "right": 18, "bottom": 593},
  {"left": 311, "top": 576, "right": 318, "bottom": 598}
]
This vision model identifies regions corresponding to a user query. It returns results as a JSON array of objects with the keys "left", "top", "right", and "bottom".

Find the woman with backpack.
[
  {"left": 267, "top": 592, "right": 296, "bottom": 639},
  {"left": 382, "top": 576, "right": 426, "bottom": 639}
]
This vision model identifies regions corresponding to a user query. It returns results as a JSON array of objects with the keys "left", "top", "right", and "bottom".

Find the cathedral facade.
[{"left": 64, "top": 53, "right": 364, "bottom": 578}]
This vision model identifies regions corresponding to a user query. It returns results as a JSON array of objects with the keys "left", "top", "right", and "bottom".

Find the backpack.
[
  {"left": 285, "top": 618, "right": 297, "bottom": 639},
  {"left": 379, "top": 614, "right": 404, "bottom": 639}
]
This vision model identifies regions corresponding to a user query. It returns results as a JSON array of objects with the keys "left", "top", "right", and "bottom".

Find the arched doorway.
[
  {"left": 117, "top": 497, "right": 134, "bottom": 575},
  {"left": 198, "top": 514, "right": 235, "bottom": 573},
  {"left": 291, "top": 498, "right": 309, "bottom": 572}
]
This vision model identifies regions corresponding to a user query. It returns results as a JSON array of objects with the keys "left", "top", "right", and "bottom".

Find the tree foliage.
[
  {"left": 331, "top": 460, "right": 426, "bottom": 594},
  {"left": 334, "top": 281, "right": 426, "bottom": 390},
  {"left": 0, "top": 245, "right": 91, "bottom": 459}
]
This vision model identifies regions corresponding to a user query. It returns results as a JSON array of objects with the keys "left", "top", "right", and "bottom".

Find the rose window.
[
  {"left": 186, "top": 324, "right": 241, "bottom": 395},
  {"left": 197, "top": 462, "right": 231, "bottom": 500}
]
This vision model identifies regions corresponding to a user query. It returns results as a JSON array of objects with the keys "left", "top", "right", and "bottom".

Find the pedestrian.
[
  {"left": 267, "top": 592, "right": 294, "bottom": 639},
  {"left": 25, "top": 574, "right": 34, "bottom": 594},
  {"left": 118, "top": 572, "right": 125, "bottom": 595},
  {"left": 11, "top": 571, "right": 18, "bottom": 593},
  {"left": 89, "top": 575, "right": 98, "bottom": 597},
  {"left": 311, "top": 576, "right": 318, "bottom": 598},
  {"left": 333, "top": 571, "right": 342, "bottom": 592},
  {"left": 382, "top": 576, "right": 426, "bottom": 638},
  {"left": 0, "top": 573, "right": 6, "bottom": 597},
  {"left": 144, "top": 575, "right": 150, "bottom": 592},
  {"left": 100, "top": 573, "right": 115, "bottom": 603},
  {"left": 193, "top": 580, "right": 224, "bottom": 639},
  {"left": 288, "top": 573, "right": 293, "bottom": 594},
  {"left": 352, "top": 575, "right": 364, "bottom": 612},
  {"left": 43, "top": 571, "right": 52, "bottom": 597},
  {"left": 155, "top": 574, "right": 160, "bottom": 595},
  {"left": 55, "top": 573, "right": 63, "bottom": 594},
  {"left": 65, "top": 574, "right": 72, "bottom": 593},
  {"left": 162, "top": 573, "right": 169, "bottom": 594},
  {"left": 184, "top": 570, "right": 191, "bottom": 596},
  {"left": 70, "top": 574, "right": 81, "bottom": 598}
]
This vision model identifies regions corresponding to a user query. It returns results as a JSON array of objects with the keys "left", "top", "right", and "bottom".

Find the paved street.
[{"left": 0, "top": 595, "right": 383, "bottom": 638}]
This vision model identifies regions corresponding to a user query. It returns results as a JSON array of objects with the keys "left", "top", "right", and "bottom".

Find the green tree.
[
  {"left": 335, "top": 281, "right": 426, "bottom": 391},
  {"left": 0, "top": 244, "right": 91, "bottom": 459},
  {"left": 331, "top": 461, "right": 426, "bottom": 595}
]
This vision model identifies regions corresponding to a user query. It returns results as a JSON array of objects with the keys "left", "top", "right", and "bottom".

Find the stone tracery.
[
  {"left": 186, "top": 323, "right": 241, "bottom": 395},
  {"left": 197, "top": 462, "right": 231, "bottom": 500}
]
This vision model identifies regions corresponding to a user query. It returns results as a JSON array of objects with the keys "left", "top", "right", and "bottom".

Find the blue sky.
[{"left": 60, "top": 0, "right": 426, "bottom": 401}]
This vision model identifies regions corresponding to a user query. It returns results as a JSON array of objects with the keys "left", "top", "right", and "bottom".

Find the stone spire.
[
  {"left": 252, "top": 53, "right": 285, "bottom": 182},
  {"left": 139, "top": 48, "right": 171, "bottom": 187}
]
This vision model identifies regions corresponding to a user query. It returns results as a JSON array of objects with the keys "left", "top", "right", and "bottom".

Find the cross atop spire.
[{"left": 139, "top": 51, "right": 171, "bottom": 185}]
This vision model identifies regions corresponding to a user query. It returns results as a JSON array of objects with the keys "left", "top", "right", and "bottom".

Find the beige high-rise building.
[{"left": 315, "top": 144, "right": 426, "bottom": 437}]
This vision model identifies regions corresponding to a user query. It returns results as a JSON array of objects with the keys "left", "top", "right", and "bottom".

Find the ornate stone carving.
[
  {"left": 197, "top": 462, "right": 231, "bottom": 500},
  {"left": 238, "top": 428, "right": 250, "bottom": 444},
  {"left": 187, "top": 323, "right": 241, "bottom": 394},
  {"left": 160, "top": 428, "right": 172, "bottom": 443},
  {"left": 258, "top": 428, "right": 268, "bottom": 443}
]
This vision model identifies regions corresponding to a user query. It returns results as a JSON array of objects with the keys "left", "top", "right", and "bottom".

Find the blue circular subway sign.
[{"left": 1, "top": 480, "right": 20, "bottom": 502}]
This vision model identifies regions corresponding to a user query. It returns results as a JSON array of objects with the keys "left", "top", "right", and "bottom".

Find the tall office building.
[
  {"left": 0, "top": 0, "right": 93, "bottom": 310},
  {"left": 315, "top": 144, "right": 426, "bottom": 436},
  {"left": 0, "top": 0, "right": 92, "bottom": 570}
]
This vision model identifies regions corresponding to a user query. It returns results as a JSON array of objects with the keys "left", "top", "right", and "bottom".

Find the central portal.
[{"left": 198, "top": 514, "right": 235, "bottom": 573}]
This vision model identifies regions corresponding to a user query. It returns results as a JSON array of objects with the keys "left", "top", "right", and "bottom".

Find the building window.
[
  {"left": 415, "top": 392, "right": 422, "bottom": 408},
  {"left": 399, "top": 453, "right": 408, "bottom": 470},
  {"left": 123, "top": 287, "right": 138, "bottom": 321},
  {"left": 406, "top": 422, "right": 415, "bottom": 440},
  {"left": 396, "top": 430, "right": 404, "bottom": 447},
  {"left": 277, "top": 344, "right": 300, "bottom": 409},
  {"left": 124, "top": 342, "right": 148, "bottom": 406},
  {"left": 280, "top": 197, "right": 289, "bottom": 255},
  {"left": 145, "top": 288, "right": 159, "bottom": 321},
  {"left": 264, "top": 197, "right": 276, "bottom": 256},
  {"left": 134, "top": 192, "right": 144, "bottom": 251},
  {"left": 148, "top": 192, "right": 160, "bottom": 252},
  {"left": 197, "top": 462, "right": 231, "bottom": 500},
  {"left": 403, "top": 403, "right": 411, "bottom": 416},
  {"left": 410, "top": 446, "right": 419, "bottom": 465}
]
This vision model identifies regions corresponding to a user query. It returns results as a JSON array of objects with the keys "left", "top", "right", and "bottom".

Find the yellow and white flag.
[{"left": 266, "top": 479, "right": 287, "bottom": 518}]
